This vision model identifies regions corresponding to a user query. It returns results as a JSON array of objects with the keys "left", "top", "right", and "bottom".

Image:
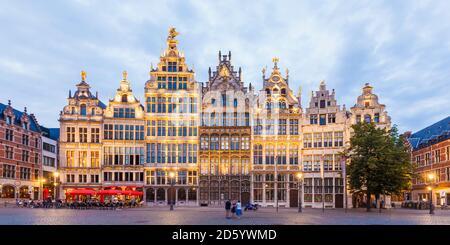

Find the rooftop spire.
[{"left": 8, "top": 100, "right": 11, "bottom": 106}]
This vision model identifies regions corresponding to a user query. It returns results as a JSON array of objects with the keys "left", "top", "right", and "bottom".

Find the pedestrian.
[
  {"left": 231, "top": 202, "right": 236, "bottom": 219},
  {"left": 236, "top": 200, "right": 242, "bottom": 219},
  {"left": 225, "top": 199, "right": 231, "bottom": 219}
]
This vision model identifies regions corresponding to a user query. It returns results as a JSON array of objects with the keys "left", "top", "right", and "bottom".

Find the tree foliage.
[{"left": 346, "top": 123, "right": 412, "bottom": 211}]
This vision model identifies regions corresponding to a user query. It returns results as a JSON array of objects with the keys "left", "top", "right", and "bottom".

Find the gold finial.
[
  {"left": 272, "top": 57, "right": 279, "bottom": 68},
  {"left": 81, "top": 70, "right": 87, "bottom": 81},
  {"left": 168, "top": 27, "right": 179, "bottom": 40},
  {"left": 122, "top": 70, "right": 128, "bottom": 81}
]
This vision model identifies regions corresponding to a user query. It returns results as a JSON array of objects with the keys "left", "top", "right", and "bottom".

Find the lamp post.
[
  {"left": 53, "top": 172, "right": 59, "bottom": 200},
  {"left": 296, "top": 173, "right": 303, "bottom": 213},
  {"left": 169, "top": 171, "right": 175, "bottom": 211},
  {"left": 427, "top": 173, "right": 435, "bottom": 215}
]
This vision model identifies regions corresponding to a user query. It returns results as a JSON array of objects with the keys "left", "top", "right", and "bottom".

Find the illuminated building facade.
[
  {"left": 59, "top": 72, "right": 105, "bottom": 197},
  {"left": 144, "top": 28, "right": 200, "bottom": 205},
  {"left": 102, "top": 72, "right": 145, "bottom": 196},
  {"left": 301, "top": 81, "right": 350, "bottom": 208},
  {"left": 199, "top": 52, "right": 254, "bottom": 206},
  {"left": 407, "top": 116, "right": 450, "bottom": 207},
  {"left": 0, "top": 101, "right": 42, "bottom": 200},
  {"left": 251, "top": 58, "right": 302, "bottom": 207}
]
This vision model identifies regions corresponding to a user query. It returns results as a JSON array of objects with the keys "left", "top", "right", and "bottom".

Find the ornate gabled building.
[
  {"left": 199, "top": 51, "right": 254, "bottom": 206},
  {"left": 350, "top": 83, "right": 391, "bottom": 129},
  {"left": 144, "top": 28, "right": 201, "bottom": 205},
  {"left": 102, "top": 71, "right": 145, "bottom": 197},
  {"left": 301, "top": 81, "right": 350, "bottom": 208},
  {"left": 251, "top": 58, "right": 302, "bottom": 207},
  {"left": 0, "top": 101, "right": 42, "bottom": 200},
  {"left": 59, "top": 71, "right": 105, "bottom": 198}
]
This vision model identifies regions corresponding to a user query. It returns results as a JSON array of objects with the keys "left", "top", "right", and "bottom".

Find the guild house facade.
[{"left": 53, "top": 27, "right": 394, "bottom": 208}]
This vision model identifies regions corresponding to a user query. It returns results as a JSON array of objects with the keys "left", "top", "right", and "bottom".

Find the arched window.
[
  {"left": 122, "top": 95, "right": 128, "bottom": 102},
  {"left": 2, "top": 185, "right": 15, "bottom": 198},
  {"left": 221, "top": 135, "right": 229, "bottom": 150},
  {"left": 289, "top": 144, "right": 299, "bottom": 165},
  {"left": 231, "top": 135, "right": 239, "bottom": 150},
  {"left": 277, "top": 145, "right": 287, "bottom": 165},
  {"left": 80, "top": 104, "right": 87, "bottom": 116},
  {"left": 265, "top": 144, "right": 275, "bottom": 165},
  {"left": 364, "top": 114, "right": 372, "bottom": 123},
  {"left": 241, "top": 135, "right": 250, "bottom": 150},
  {"left": 210, "top": 134, "right": 219, "bottom": 150},
  {"left": 273, "top": 88, "right": 279, "bottom": 94},
  {"left": 281, "top": 88, "right": 286, "bottom": 95},
  {"left": 200, "top": 135, "right": 209, "bottom": 150},
  {"left": 278, "top": 100, "right": 286, "bottom": 109}
]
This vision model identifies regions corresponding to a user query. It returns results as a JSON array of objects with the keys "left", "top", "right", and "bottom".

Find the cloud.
[{"left": 0, "top": 0, "right": 449, "bottom": 133}]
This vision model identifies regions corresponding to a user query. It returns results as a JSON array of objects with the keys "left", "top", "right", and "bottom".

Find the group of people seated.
[{"left": 15, "top": 196, "right": 143, "bottom": 210}]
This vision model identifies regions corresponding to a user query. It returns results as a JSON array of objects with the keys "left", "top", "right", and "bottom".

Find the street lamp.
[
  {"left": 53, "top": 172, "right": 59, "bottom": 200},
  {"left": 169, "top": 171, "right": 176, "bottom": 211},
  {"left": 427, "top": 173, "right": 435, "bottom": 215},
  {"left": 296, "top": 173, "right": 303, "bottom": 213}
]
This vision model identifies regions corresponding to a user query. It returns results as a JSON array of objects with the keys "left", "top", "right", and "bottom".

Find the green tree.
[{"left": 345, "top": 123, "right": 412, "bottom": 211}]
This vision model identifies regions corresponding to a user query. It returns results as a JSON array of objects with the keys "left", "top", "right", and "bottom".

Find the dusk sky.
[{"left": 0, "top": 0, "right": 449, "bottom": 133}]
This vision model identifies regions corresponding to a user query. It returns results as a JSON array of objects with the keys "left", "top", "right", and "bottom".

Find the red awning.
[
  {"left": 130, "top": 191, "right": 143, "bottom": 196},
  {"left": 97, "top": 189, "right": 122, "bottom": 196},
  {"left": 66, "top": 189, "right": 96, "bottom": 196}
]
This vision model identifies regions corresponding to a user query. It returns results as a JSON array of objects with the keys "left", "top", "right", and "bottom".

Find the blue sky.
[{"left": 0, "top": 0, "right": 449, "bottom": 133}]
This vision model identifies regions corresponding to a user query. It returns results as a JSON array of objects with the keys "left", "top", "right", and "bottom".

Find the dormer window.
[
  {"left": 320, "top": 100, "right": 326, "bottom": 108},
  {"left": 80, "top": 104, "right": 87, "bottom": 116},
  {"left": 122, "top": 95, "right": 128, "bottom": 103},
  {"left": 22, "top": 122, "right": 28, "bottom": 130},
  {"left": 91, "top": 108, "right": 95, "bottom": 115},
  {"left": 6, "top": 116, "right": 12, "bottom": 125},
  {"left": 365, "top": 101, "right": 370, "bottom": 107},
  {"left": 281, "top": 88, "right": 286, "bottom": 95},
  {"left": 71, "top": 107, "right": 75, "bottom": 114}
]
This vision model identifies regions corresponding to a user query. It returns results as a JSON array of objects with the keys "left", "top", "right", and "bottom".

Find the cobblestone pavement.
[{"left": 0, "top": 206, "right": 449, "bottom": 225}]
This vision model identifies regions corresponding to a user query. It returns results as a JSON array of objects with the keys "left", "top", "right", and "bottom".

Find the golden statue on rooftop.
[
  {"left": 81, "top": 70, "right": 87, "bottom": 81},
  {"left": 168, "top": 27, "right": 179, "bottom": 40},
  {"left": 123, "top": 70, "right": 128, "bottom": 81}
]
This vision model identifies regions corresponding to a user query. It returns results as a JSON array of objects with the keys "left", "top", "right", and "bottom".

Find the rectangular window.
[
  {"left": 319, "top": 114, "right": 327, "bottom": 125},
  {"left": 5, "top": 146, "right": 14, "bottom": 159},
  {"left": 91, "top": 128, "right": 100, "bottom": 143},
  {"left": 79, "top": 128, "right": 88, "bottom": 143},
  {"left": 79, "top": 151, "right": 87, "bottom": 167},
  {"left": 5, "top": 129, "right": 13, "bottom": 141},
  {"left": 313, "top": 133, "right": 322, "bottom": 148},
  {"left": 2, "top": 164, "right": 16, "bottom": 178},
  {"left": 22, "top": 150, "right": 29, "bottom": 162},
  {"left": 20, "top": 167, "right": 31, "bottom": 180},
  {"left": 303, "top": 133, "right": 312, "bottom": 148},
  {"left": 91, "top": 151, "right": 99, "bottom": 168},
  {"left": 289, "top": 119, "right": 299, "bottom": 135},
  {"left": 22, "top": 134, "right": 29, "bottom": 146},
  {"left": 334, "top": 132, "right": 344, "bottom": 147},
  {"left": 310, "top": 114, "right": 318, "bottom": 124},
  {"left": 278, "top": 119, "right": 287, "bottom": 135},
  {"left": 327, "top": 113, "right": 336, "bottom": 124}
]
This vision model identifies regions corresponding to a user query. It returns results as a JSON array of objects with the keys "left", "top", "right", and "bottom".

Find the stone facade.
[{"left": 199, "top": 52, "right": 254, "bottom": 206}]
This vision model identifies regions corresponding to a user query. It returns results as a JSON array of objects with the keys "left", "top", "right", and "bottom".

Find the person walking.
[
  {"left": 231, "top": 202, "right": 236, "bottom": 219},
  {"left": 236, "top": 200, "right": 242, "bottom": 219},
  {"left": 225, "top": 199, "right": 231, "bottom": 219}
]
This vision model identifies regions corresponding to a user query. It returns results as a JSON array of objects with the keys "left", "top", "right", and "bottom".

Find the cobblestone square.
[{"left": 0, "top": 207, "right": 449, "bottom": 225}]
